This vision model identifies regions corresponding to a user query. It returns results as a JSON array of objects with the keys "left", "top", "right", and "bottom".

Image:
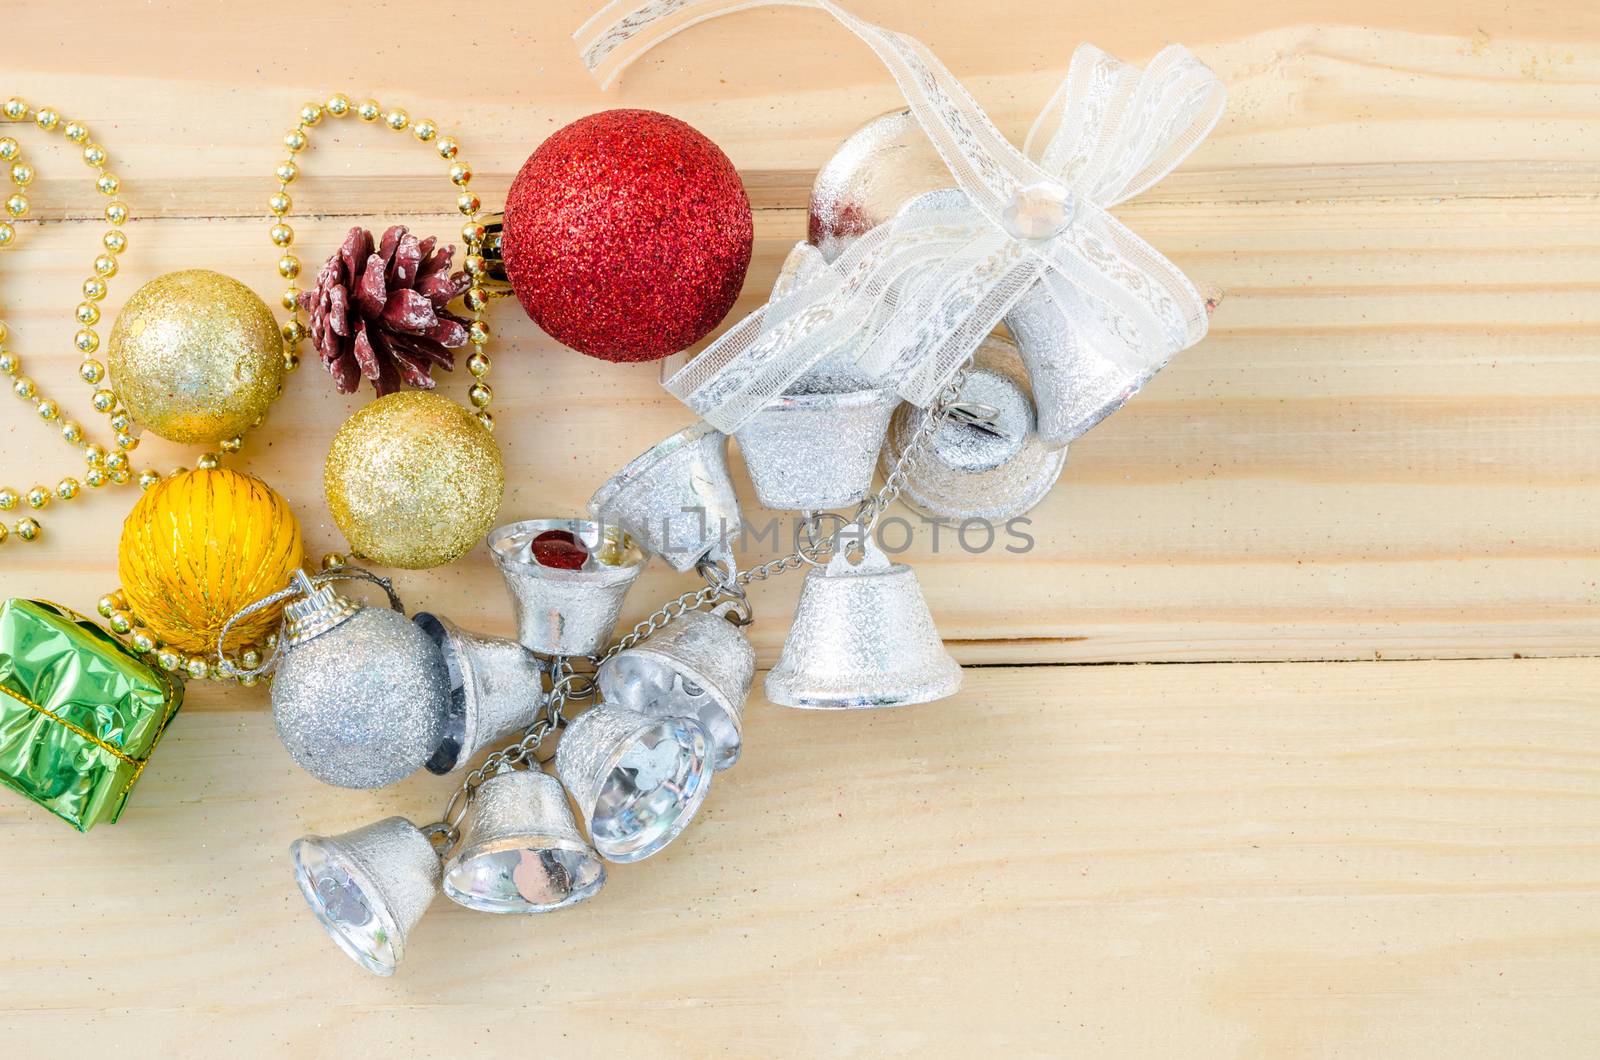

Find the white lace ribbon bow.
[{"left": 575, "top": 0, "right": 1226, "bottom": 433}]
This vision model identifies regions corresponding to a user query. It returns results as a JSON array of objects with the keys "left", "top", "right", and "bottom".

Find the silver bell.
[
  {"left": 596, "top": 602, "right": 755, "bottom": 770},
  {"left": 412, "top": 612, "right": 548, "bottom": 775},
  {"left": 809, "top": 108, "right": 949, "bottom": 261},
  {"left": 734, "top": 241, "right": 898, "bottom": 512},
  {"left": 735, "top": 387, "right": 900, "bottom": 512},
  {"left": 290, "top": 816, "right": 441, "bottom": 977},
  {"left": 766, "top": 534, "right": 962, "bottom": 709},
  {"left": 554, "top": 704, "right": 714, "bottom": 863},
  {"left": 878, "top": 330, "right": 1067, "bottom": 520},
  {"left": 489, "top": 519, "right": 647, "bottom": 656},
  {"left": 589, "top": 421, "right": 742, "bottom": 572},
  {"left": 442, "top": 767, "right": 605, "bottom": 914},
  {"left": 272, "top": 571, "right": 450, "bottom": 789}
]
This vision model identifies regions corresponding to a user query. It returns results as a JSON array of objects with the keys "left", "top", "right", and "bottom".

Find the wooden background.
[{"left": 2, "top": 0, "right": 1597, "bottom": 1055}]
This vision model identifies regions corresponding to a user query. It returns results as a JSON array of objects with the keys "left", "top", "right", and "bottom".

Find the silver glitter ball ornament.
[
  {"left": 596, "top": 602, "right": 755, "bottom": 771},
  {"left": 442, "top": 767, "right": 605, "bottom": 915},
  {"left": 291, "top": 815, "right": 441, "bottom": 977},
  {"left": 766, "top": 534, "right": 962, "bottom": 709},
  {"left": 271, "top": 573, "right": 450, "bottom": 789}
]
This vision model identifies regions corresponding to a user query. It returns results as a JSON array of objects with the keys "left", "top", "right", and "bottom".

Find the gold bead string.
[
  {"left": 93, "top": 585, "right": 271, "bottom": 684},
  {"left": 0, "top": 95, "right": 159, "bottom": 549},
  {"left": 270, "top": 95, "right": 497, "bottom": 430},
  {"left": 98, "top": 548, "right": 349, "bottom": 684}
]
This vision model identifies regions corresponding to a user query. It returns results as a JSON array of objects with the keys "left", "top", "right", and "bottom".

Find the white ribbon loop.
[{"left": 575, "top": 0, "right": 1226, "bottom": 434}]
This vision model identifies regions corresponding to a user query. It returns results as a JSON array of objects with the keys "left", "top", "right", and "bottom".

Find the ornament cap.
[{"left": 282, "top": 568, "right": 362, "bottom": 648}]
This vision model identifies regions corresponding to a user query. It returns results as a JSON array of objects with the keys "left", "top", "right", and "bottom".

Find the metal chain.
[
  {"left": 428, "top": 357, "right": 975, "bottom": 850},
  {"left": 435, "top": 654, "right": 573, "bottom": 845}
]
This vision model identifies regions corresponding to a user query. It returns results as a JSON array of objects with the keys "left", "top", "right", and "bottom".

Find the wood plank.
[
  {"left": 3, "top": 7, "right": 1597, "bottom": 669},
  {"left": 1, "top": 658, "right": 1597, "bottom": 1056},
  {"left": 5, "top": 195, "right": 1597, "bottom": 681}
]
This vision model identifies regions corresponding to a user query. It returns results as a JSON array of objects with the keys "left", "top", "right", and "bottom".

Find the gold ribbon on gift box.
[{"left": 0, "top": 598, "right": 183, "bottom": 831}]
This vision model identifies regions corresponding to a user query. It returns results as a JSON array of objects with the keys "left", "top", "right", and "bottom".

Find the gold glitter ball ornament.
[
  {"left": 324, "top": 390, "right": 504, "bottom": 569},
  {"left": 108, "top": 269, "right": 285, "bottom": 444},
  {"left": 118, "top": 468, "right": 305, "bottom": 653}
]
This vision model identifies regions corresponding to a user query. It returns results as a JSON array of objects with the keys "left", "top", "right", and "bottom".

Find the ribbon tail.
[{"left": 575, "top": 0, "right": 1054, "bottom": 218}]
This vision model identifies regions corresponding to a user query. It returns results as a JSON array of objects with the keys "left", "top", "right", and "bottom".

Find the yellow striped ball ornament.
[{"left": 118, "top": 468, "right": 305, "bottom": 653}]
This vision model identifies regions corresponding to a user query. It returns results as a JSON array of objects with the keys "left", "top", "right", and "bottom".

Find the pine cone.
[{"left": 301, "top": 225, "right": 472, "bottom": 396}]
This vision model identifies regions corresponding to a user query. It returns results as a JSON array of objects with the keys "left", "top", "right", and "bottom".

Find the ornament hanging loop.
[
  {"left": 214, "top": 564, "right": 404, "bottom": 679},
  {"left": 420, "top": 821, "right": 457, "bottom": 855},
  {"left": 696, "top": 553, "right": 752, "bottom": 625}
]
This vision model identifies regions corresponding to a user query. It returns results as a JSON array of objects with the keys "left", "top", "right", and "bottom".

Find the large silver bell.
[
  {"left": 489, "top": 519, "right": 647, "bottom": 656},
  {"left": 589, "top": 421, "right": 742, "bottom": 572},
  {"left": 878, "top": 330, "right": 1067, "bottom": 520},
  {"left": 810, "top": 108, "right": 1173, "bottom": 446},
  {"left": 442, "top": 767, "right": 605, "bottom": 915},
  {"left": 290, "top": 816, "right": 441, "bottom": 977},
  {"left": 766, "top": 533, "right": 961, "bottom": 709},
  {"left": 554, "top": 704, "right": 714, "bottom": 863},
  {"left": 412, "top": 612, "right": 548, "bottom": 775},
  {"left": 596, "top": 601, "right": 755, "bottom": 771}
]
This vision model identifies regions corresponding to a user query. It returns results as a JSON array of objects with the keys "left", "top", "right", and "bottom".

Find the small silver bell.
[
  {"left": 554, "top": 704, "right": 714, "bottom": 863},
  {"left": 596, "top": 602, "right": 755, "bottom": 770},
  {"left": 442, "top": 767, "right": 605, "bottom": 915},
  {"left": 412, "top": 612, "right": 548, "bottom": 775},
  {"left": 589, "top": 421, "right": 742, "bottom": 572},
  {"left": 290, "top": 816, "right": 441, "bottom": 977},
  {"left": 754, "top": 240, "right": 880, "bottom": 396},
  {"left": 1008, "top": 283, "right": 1223, "bottom": 447},
  {"left": 766, "top": 534, "right": 961, "bottom": 709},
  {"left": 272, "top": 571, "right": 450, "bottom": 789},
  {"left": 735, "top": 387, "right": 900, "bottom": 512},
  {"left": 878, "top": 331, "right": 1067, "bottom": 520},
  {"left": 488, "top": 519, "right": 647, "bottom": 656}
]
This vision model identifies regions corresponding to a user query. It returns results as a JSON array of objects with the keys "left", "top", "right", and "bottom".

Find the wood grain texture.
[
  {"left": 1, "top": 2, "right": 1597, "bottom": 1055},
  {"left": 3, "top": 659, "right": 1598, "bottom": 1057},
  {"left": 0, "top": 1, "right": 1596, "bottom": 673}
]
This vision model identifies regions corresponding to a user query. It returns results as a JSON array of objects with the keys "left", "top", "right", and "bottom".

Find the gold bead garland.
[
  {"left": 0, "top": 96, "right": 152, "bottom": 545},
  {"left": 269, "top": 93, "right": 498, "bottom": 431},
  {"left": 0, "top": 96, "right": 291, "bottom": 553},
  {"left": 0, "top": 98, "right": 293, "bottom": 684}
]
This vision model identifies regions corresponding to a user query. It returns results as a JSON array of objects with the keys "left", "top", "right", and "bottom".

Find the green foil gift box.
[{"left": 0, "top": 598, "right": 183, "bottom": 831}]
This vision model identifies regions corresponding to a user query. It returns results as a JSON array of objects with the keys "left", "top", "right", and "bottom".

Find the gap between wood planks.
[{"left": 947, "top": 646, "right": 1587, "bottom": 666}]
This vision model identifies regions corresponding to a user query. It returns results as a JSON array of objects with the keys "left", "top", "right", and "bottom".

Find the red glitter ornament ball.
[{"left": 502, "top": 109, "right": 754, "bottom": 363}]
